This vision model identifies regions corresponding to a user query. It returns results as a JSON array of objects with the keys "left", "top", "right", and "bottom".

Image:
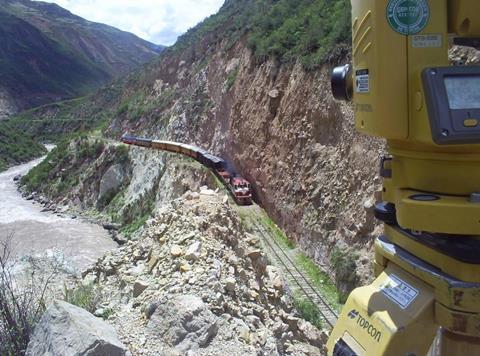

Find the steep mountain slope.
[
  {"left": 0, "top": 0, "right": 164, "bottom": 118},
  {"left": 22, "top": 0, "right": 383, "bottom": 297},
  {"left": 0, "top": 120, "right": 46, "bottom": 171}
]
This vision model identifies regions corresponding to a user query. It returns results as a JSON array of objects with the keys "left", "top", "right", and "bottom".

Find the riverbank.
[{"left": 0, "top": 154, "right": 117, "bottom": 274}]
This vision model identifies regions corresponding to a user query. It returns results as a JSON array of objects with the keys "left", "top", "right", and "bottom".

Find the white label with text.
[
  {"left": 380, "top": 274, "right": 419, "bottom": 309},
  {"left": 412, "top": 34, "right": 442, "bottom": 48}
]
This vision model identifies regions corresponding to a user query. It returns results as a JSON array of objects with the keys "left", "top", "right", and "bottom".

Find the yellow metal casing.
[
  {"left": 359, "top": 0, "right": 480, "bottom": 234},
  {"left": 405, "top": 0, "right": 449, "bottom": 146},
  {"left": 351, "top": 0, "right": 408, "bottom": 139},
  {"left": 329, "top": 1, "right": 480, "bottom": 354},
  {"left": 327, "top": 264, "right": 436, "bottom": 355},
  {"left": 351, "top": 0, "right": 449, "bottom": 144},
  {"left": 448, "top": 0, "right": 480, "bottom": 35},
  {"left": 376, "top": 230, "right": 480, "bottom": 314}
]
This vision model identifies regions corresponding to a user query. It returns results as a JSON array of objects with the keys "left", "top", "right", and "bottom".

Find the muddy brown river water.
[{"left": 0, "top": 154, "right": 117, "bottom": 273}]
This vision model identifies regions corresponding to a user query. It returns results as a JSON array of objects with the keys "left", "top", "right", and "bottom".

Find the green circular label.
[{"left": 387, "top": 0, "right": 430, "bottom": 35}]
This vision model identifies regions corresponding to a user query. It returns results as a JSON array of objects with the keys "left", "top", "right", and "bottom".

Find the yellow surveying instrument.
[{"left": 327, "top": 0, "right": 480, "bottom": 355}]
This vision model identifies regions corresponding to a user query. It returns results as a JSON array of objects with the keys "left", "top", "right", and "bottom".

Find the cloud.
[{"left": 35, "top": 0, "right": 225, "bottom": 45}]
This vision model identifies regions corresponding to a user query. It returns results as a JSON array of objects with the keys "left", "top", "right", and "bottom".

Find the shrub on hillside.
[
  {"left": 0, "top": 235, "right": 59, "bottom": 355},
  {"left": 175, "top": 0, "right": 351, "bottom": 70},
  {"left": 0, "top": 121, "right": 46, "bottom": 172}
]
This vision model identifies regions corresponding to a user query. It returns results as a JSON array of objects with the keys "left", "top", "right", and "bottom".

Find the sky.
[{"left": 36, "top": 0, "right": 225, "bottom": 45}]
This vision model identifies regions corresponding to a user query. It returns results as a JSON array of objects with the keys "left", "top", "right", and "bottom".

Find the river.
[{"left": 0, "top": 154, "right": 117, "bottom": 273}]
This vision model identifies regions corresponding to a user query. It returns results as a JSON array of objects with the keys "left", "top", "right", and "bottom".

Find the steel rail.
[{"left": 252, "top": 220, "right": 338, "bottom": 329}]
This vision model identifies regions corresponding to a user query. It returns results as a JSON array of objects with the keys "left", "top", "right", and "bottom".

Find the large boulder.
[
  {"left": 148, "top": 294, "right": 218, "bottom": 353},
  {"left": 26, "top": 300, "right": 128, "bottom": 356},
  {"left": 97, "top": 164, "right": 128, "bottom": 206}
]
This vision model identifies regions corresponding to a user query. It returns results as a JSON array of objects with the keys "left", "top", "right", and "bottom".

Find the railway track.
[{"left": 251, "top": 220, "right": 338, "bottom": 329}]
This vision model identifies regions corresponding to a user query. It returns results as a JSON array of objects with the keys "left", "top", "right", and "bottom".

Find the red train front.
[{"left": 229, "top": 176, "right": 252, "bottom": 205}]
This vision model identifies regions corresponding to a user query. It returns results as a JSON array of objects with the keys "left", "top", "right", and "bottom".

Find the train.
[{"left": 120, "top": 134, "right": 253, "bottom": 205}]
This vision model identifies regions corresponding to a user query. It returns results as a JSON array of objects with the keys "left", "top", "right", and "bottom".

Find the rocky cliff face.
[
  {"left": 108, "top": 36, "right": 384, "bottom": 289},
  {"left": 0, "top": 89, "right": 17, "bottom": 120},
  {"left": 23, "top": 1, "right": 383, "bottom": 294},
  {"left": 27, "top": 41, "right": 480, "bottom": 297}
]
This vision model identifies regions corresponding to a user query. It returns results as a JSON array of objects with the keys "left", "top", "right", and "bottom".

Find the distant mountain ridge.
[{"left": 0, "top": 0, "right": 164, "bottom": 118}]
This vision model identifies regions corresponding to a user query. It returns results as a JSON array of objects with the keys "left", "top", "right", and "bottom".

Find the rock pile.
[
  {"left": 27, "top": 300, "right": 128, "bottom": 356},
  {"left": 449, "top": 45, "right": 480, "bottom": 65},
  {"left": 82, "top": 189, "right": 327, "bottom": 355}
]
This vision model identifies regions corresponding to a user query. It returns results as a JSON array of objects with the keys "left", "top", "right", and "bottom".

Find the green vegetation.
[
  {"left": 120, "top": 213, "right": 150, "bottom": 237},
  {"left": 293, "top": 296, "right": 323, "bottom": 329},
  {"left": 0, "top": 121, "right": 46, "bottom": 172},
  {"left": 21, "top": 134, "right": 106, "bottom": 195},
  {"left": 0, "top": 247, "right": 51, "bottom": 356},
  {"left": 296, "top": 253, "right": 342, "bottom": 311},
  {"left": 174, "top": 0, "right": 351, "bottom": 70},
  {"left": 21, "top": 139, "right": 68, "bottom": 192},
  {"left": 63, "top": 282, "right": 112, "bottom": 319},
  {"left": 0, "top": 11, "right": 108, "bottom": 110},
  {"left": 116, "top": 87, "right": 177, "bottom": 124},
  {"left": 115, "top": 144, "right": 130, "bottom": 163},
  {"left": 225, "top": 66, "right": 239, "bottom": 90},
  {"left": 105, "top": 188, "right": 128, "bottom": 222},
  {"left": 331, "top": 246, "right": 358, "bottom": 274},
  {"left": 62, "top": 283, "right": 98, "bottom": 314},
  {"left": 248, "top": 0, "right": 351, "bottom": 69},
  {"left": 117, "top": 186, "right": 156, "bottom": 238},
  {"left": 261, "top": 214, "right": 295, "bottom": 249},
  {"left": 331, "top": 246, "right": 358, "bottom": 303},
  {"left": 193, "top": 57, "right": 211, "bottom": 74},
  {"left": 0, "top": 0, "right": 160, "bottom": 114},
  {"left": 10, "top": 94, "right": 115, "bottom": 142}
]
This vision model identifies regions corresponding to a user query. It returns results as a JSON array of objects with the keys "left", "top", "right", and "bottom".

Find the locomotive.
[{"left": 121, "top": 135, "right": 253, "bottom": 205}]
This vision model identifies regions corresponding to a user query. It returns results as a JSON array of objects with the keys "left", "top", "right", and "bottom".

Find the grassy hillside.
[
  {"left": 175, "top": 0, "right": 351, "bottom": 69},
  {"left": 248, "top": 0, "right": 351, "bottom": 69},
  {"left": 0, "top": 11, "right": 108, "bottom": 109},
  {"left": 0, "top": 0, "right": 163, "bottom": 113},
  {"left": 0, "top": 121, "right": 46, "bottom": 171},
  {"left": 9, "top": 81, "right": 124, "bottom": 142}
]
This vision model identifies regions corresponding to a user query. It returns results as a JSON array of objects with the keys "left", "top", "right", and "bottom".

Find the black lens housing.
[{"left": 331, "top": 64, "right": 353, "bottom": 101}]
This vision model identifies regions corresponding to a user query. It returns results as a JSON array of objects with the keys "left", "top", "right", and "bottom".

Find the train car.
[
  {"left": 217, "top": 169, "right": 231, "bottom": 184},
  {"left": 121, "top": 135, "right": 136, "bottom": 145},
  {"left": 121, "top": 135, "right": 152, "bottom": 148},
  {"left": 213, "top": 168, "right": 252, "bottom": 205},
  {"left": 179, "top": 144, "right": 198, "bottom": 159},
  {"left": 196, "top": 150, "right": 209, "bottom": 166},
  {"left": 209, "top": 155, "right": 226, "bottom": 170},
  {"left": 151, "top": 140, "right": 167, "bottom": 150},
  {"left": 164, "top": 141, "right": 181, "bottom": 154},
  {"left": 228, "top": 176, "right": 253, "bottom": 205},
  {"left": 201, "top": 153, "right": 216, "bottom": 169},
  {"left": 120, "top": 134, "right": 253, "bottom": 205},
  {"left": 187, "top": 145, "right": 201, "bottom": 160}
]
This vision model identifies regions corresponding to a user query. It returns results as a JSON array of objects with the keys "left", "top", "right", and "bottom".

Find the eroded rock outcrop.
[
  {"left": 80, "top": 190, "right": 327, "bottom": 355},
  {"left": 0, "top": 88, "right": 17, "bottom": 120},
  {"left": 148, "top": 295, "right": 219, "bottom": 353},
  {"left": 26, "top": 300, "right": 127, "bottom": 356}
]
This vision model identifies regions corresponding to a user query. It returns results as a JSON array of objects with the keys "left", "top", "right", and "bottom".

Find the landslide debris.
[
  {"left": 82, "top": 190, "right": 327, "bottom": 355},
  {"left": 26, "top": 300, "right": 128, "bottom": 356}
]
